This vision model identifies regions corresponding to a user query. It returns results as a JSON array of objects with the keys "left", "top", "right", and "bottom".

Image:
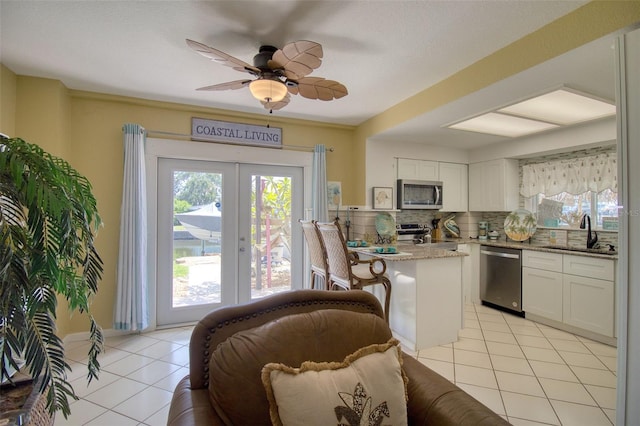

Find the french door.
[{"left": 156, "top": 158, "right": 303, "bottom": 325}]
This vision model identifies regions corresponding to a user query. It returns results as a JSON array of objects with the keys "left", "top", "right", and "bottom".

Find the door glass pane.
[
  {"left": 250, "top": 174, "right": 292, "bottom": 299},
  {"left": 172, "top": 171, "right": 222, "bottom": 307}
]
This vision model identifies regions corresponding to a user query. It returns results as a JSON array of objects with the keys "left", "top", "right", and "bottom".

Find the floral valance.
[{"left": 520, "top": 152, "right": 617, "bottom": 198}]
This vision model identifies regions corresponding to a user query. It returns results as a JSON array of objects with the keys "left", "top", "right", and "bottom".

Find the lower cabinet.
[
  {"left": 522, "top": 250, "right": 615, "bottom": 338},
  {"left": 563, "top": 274, "right": 614, "bottom": 336},
  {"left": 522, "top": 267, "right": 563, "bottom": 322}
]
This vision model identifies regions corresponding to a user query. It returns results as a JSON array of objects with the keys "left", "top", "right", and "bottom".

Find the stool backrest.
[{"left": 316, "top": 221, "right": 352, "bottom": 285}]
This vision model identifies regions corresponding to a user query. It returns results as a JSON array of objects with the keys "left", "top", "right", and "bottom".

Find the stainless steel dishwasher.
[{"left": 480, "top": 245, "right": 523, "bottom": 315}]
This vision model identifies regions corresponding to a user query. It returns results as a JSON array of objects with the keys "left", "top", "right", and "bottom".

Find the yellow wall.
[
  {"left": 0, "top": 64, "right": 17, "bottom": 136},
  {"left": 5, "top": 83, "right": 355, "bottom": 336},
  {"left": 15, "top": 76, "right": 70, "bottom": 158}
]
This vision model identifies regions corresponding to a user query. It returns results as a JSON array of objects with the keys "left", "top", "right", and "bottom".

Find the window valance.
[{"left": 520, "top": 152, "right": 617, "bottom": 198}]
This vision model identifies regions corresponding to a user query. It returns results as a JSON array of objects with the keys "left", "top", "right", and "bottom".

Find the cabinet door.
[
  {"left": 522, "top": 266, "right": 563, "bottom": 321},
  {"left": 483, "top": 162, "right": 506, "bottom": 211},
  {"left": 563, "top": 255, "right": 614, "bottom": 281},
  {"left": 439, "top": 162, "right": 468, "bottom": 212},
  {"left": 523, "top": 250, "right": 563, "bottom": 272},
  {"left": 563, "top": 274, "right": 614, "bottom": 337},
  {"left": 397, "top": 158, "right": 439, "bottom": 180},
  {"left": 468, "top": 159, "right": 518, "bottom": 211},
  {"left": 468, "top": 162, "right": 484, "bottom": 211}
]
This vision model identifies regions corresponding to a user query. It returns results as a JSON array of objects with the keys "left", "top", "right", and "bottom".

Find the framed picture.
[
  {"left": 327, "top": 181, "right": 342, "bottom": 210},
  {"left": 372, "top": 187, "right": 393, "bottom": 209}
]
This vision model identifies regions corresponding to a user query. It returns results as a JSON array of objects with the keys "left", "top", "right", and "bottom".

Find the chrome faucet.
[{"left": 579, "top": 214, "right": 599, "bottom": 249}]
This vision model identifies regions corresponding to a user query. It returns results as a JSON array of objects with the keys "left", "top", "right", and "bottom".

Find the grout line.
[
  {"left": 525, "top": 317, "right": 564, "bottom": 424},
  {"left": 474, "top": 303, "right": 509, "bottom": 420},
  {"left": 506, "top": 308, "right": 615, "bottom": 424}
]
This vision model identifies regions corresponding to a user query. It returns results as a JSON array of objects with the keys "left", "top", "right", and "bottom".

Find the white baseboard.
[{"left": 62, "top": 327, "right": 143, "bottom": 344}]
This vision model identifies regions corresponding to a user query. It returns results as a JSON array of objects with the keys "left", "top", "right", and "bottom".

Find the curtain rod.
[{"left": 145, "top": 129, "right": 334, "bottom": 152}]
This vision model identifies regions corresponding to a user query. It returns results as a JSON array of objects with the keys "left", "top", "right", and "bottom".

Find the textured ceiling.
[{"left": 2, "top": 0, "right": 616, "bottom": 149}]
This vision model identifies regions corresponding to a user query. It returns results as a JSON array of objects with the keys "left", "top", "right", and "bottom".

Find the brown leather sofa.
[{"left": 167, "top": 289, "right": 509, "bottom": 425}]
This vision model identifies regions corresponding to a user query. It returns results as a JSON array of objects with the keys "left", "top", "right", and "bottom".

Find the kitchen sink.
[{"left": 541, "top": 245, "right": 617, "bottom": 255}]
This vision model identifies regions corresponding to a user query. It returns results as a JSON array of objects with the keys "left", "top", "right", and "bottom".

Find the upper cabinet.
[
  {"left": 396, "top": 159, "right": 468, "bottom": 212},
  {"left": 439, "top": 162, "right": 468, "bottom": 212},
  {"left": 469, "top": 159, "right": 519, "bottom": 212},
  {"left": 397, "top": 158, "right": 439, "bottom": 181}
]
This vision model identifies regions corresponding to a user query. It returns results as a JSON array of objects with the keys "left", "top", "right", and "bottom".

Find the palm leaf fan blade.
[
  {"left": 196, "top": 80, "right": 251, "bottom": 91},
  {"left": 272, "top": 40, "right": 323, "bottom": 80},
  {"left": 295, "top": 77, "right": 348, "bottom": 100}
]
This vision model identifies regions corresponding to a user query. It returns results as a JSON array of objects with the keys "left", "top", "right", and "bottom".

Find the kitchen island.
[{"left": 354, "top": 245, "right": 467, "bottom": 351}]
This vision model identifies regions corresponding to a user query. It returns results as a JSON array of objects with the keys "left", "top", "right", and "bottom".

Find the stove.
[{"left": 396, "top": 223, "right": 430, "bottom": 241}]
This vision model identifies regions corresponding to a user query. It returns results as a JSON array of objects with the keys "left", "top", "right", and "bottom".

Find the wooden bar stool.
[
  {"left": 299, "top": 219, "right": 329, "bottom": 290},
  {"left": 315, "top": 220, "right": 392, "bottom": 322}
]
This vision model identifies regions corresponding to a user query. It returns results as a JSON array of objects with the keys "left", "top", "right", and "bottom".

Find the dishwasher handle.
[{"left": 481, "top": 249, "right": 520, "bottom": 259}]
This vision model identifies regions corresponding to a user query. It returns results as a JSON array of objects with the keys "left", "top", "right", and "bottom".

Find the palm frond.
[{"left": 1, "top": 136, "right": 104, "bottom": 417}]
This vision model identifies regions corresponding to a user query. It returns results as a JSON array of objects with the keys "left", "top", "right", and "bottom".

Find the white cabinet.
[
  {"left": 468, "top": 159, "right": 519, "bottom": 212},
  {"left": 523, "top": 267, "right": 563, "bottom": 322},
  {"left": 562, "top": 255, "right": 615, "bottom": 337},
  {"left": 439, "top": 162, "right": 468, "bottom": 212},
  {"left": 522, "top": 251, "right": 563, "bottom": 321},
  {"left": 523, "top": 250, "right": 563, "bottom": 272},
  {"left": 397, "top": 159, "right": 469, "bottom": 212},
  {"left": 397, "top": 158, "right": 439, "bottom": 180},
  {"left": 563, "top": 254, "right": 614, "bottom": 281},
  {"left": 522, "top": 250, "right": 615, "bottom": 338},
  {"left": 563, "top": 274, "right": 614, "bottom": 336}
]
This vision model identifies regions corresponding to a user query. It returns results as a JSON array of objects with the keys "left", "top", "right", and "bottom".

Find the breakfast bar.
[{"left": 354, "top": 245, "right": 467, "bottom": 351}]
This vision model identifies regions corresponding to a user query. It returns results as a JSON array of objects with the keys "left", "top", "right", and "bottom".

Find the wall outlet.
[{"left": 549, "top": 229, "right": 568, "bottom": 246}]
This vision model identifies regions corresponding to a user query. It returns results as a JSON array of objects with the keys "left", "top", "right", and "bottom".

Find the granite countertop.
[
  {"left": 459, "top": 239, "right": 618, "bottom": 260},
  {"left": 352, "top": 239, "right": 618, "bottom": 261},
  {"left": 351, "top": 245, "right": 467, "bottom": 261}
]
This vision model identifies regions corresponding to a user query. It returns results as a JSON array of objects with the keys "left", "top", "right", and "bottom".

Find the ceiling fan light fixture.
[{"left": 249, "top": 79, "right": 288, "bottom": 103}]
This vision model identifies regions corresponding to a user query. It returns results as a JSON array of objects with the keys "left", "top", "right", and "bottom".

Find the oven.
[
  {"left": 396, "top": 223, "right": 429, "bottom": 242},
  {"left": 396, "top": 223, "right": 459, "bottom": 250}
]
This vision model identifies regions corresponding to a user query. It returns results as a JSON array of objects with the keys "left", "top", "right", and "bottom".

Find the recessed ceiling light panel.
[
  {"left": 448, "top": 112, "right": 560, "bottom": 137},
  {"left": 498, "top": 89, "right": 615, "bottom": 125}
]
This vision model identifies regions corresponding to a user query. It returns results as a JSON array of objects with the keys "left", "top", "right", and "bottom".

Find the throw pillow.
[{"left": 261, "top": 338, "right": 408, "bottom": 426}]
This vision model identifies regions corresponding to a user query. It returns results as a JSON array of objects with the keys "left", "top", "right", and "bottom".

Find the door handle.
[
  {"left": 481, "top": 250, "right": 520, "bottom": 259},
  {"left": 239, "top": 247, "right": 246, "bottom": 252}
]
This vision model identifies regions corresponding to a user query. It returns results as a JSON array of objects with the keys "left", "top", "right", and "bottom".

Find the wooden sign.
[{"left": 191, "top": 117, "right": 282, "bottom": 148}]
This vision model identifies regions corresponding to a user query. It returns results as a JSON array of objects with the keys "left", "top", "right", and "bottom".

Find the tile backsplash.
[
  {"left": 340, "top": 208, "right": 618, "bottom": 250},
  {"left": 479, "top": 211, "right": 619, "bottom": 250}
]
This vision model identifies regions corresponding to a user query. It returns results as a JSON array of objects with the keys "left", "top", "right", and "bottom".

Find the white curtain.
[
  {"left": 114, "top": 124, "right": 149, "bottom": 331},
  {"left": 312, "top": 144, "right": 329, "bottom": 221},
  {"left": 521, "top": 152, "right": 618, "bottom": 197},
  {"left": 308, "top": 145, "right": 328, "bottom": 290}
]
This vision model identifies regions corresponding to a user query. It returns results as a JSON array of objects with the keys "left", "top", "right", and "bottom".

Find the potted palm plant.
[{"left": 0, "top": 136, "right": 104, "bottom": 421}]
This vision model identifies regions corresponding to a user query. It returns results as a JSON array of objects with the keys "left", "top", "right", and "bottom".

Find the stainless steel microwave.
[{"left": 397, "top": 179, "right": 443, "bottom": 210}]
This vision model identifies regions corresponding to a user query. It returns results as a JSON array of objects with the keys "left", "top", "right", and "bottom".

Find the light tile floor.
[{"left": 55, "top": 303, "right": 618, "bottom": 425}]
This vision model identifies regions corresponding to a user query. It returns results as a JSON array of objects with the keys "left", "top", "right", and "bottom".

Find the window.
[
  {"left": 526, "top": 189, "right": 618, "bottom": 229},
  {"left": 521, "top": 151, "right": 618, "bottom": 230}
]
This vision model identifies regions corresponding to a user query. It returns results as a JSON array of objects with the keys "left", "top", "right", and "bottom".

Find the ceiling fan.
[{"left": 186, "top": 38, "right": 348, "bottom": 111}]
